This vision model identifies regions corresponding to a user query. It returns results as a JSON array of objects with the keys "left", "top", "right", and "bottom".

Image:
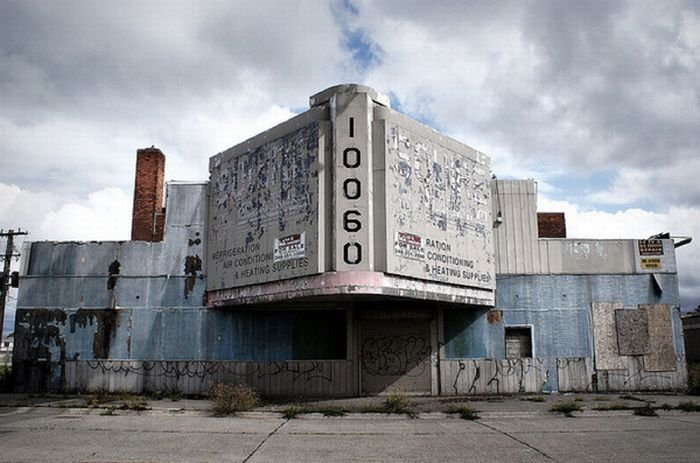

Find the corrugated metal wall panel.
[
  {"left": 439, "top": 359, "right": 545, "bottom": 395},
  {"left": 557, "top": 357, "right": 594, "bottom": 392},
  {"left": 64, "top": 360, "right": 354, "bottom": 396}
]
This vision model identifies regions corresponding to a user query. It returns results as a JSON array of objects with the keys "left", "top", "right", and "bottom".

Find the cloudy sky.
[{"left": 1, "top": 0, "right": 699, "bottom": 330}]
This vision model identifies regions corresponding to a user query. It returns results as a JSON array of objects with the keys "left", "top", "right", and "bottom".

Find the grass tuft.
[
  {"left": 634, "top": 405, "right": 658, "bottom": 417},
  {"left": 593, "top": 402, "right": 636, "bottom": 411},
  {"left": 619, "top": 394, "right": 648, "bottom": 402},
  {"left": 520, "top": 396, "right": 546, "bottom": 403},
  {"left": 100, "top": 406, "right": 118, "bottom": 416},
  {"left": 550, "top": 401, "right": 582, "bottom": 417},
  {"left": 281, "top": 403, "right": 307, "bottom": 419},
  {"left": 384, "top": 389, "right": 412, "bottom": 413},
  {"left": 446, "top": 403, "right": 480, "bottom": 420},
  {"left": 209, "top": 383, "right": 259, "bottom": 416},
  {"left": 688, "top": 363, "right": 700, "bottom": 395},
  {"left": 321, "top": 407, "right": 348, "bottom": 417},
  {"left": 120, "top": 399, "right": 149, "bottom": 411},
  {"left": 677, "top": 401, "right": 700, "bottom": 412}
]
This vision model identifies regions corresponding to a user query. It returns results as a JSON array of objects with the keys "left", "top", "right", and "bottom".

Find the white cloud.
[
  {"left": 589, "top": 158, "right": 700, "bottom": 207},
  {"left": 39, "top": 188, "right": 131, "bottom": 241},
  {"left": 0, "top": 183, "right": 130, "bottom": 242}
]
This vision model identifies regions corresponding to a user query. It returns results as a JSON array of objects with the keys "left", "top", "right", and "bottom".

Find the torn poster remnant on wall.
[
  {"left": 384, "top": 121, "right": 495, "bottom": 289},
  {"left": 208, "top": 122, "right": 320, "bottom": 289}
]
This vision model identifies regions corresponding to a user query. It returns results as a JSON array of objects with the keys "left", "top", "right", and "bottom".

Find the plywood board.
[
  {"left": 591, "top": 302, "right": 626, "bottom": 370},
  {"left": 615, "top": 309, "right": 650, "bottom": 355},
  {"left": 641, "top": 304, "right": 676, "bottom": 372}
]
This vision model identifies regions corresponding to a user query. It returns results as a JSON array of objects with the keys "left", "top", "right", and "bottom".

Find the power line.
[{"left": 1, "top": 229, "right": 28, "bottom": 339}]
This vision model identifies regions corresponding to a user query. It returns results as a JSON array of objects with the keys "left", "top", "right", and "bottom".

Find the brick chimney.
[
  {"left": 131, "top": 147, "right": 165, "bottom": 241},
  {"left": 537, "top": 212, "right": 566, "bottom": 238}
]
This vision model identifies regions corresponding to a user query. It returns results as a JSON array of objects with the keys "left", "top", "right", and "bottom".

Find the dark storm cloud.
[
  {"left": 354, "top": 0, "right": 700, "bottom": 207},
  {"left": 518, "top": 0, "right": 700, "bottom": 169},
  {"left": 0, "top": 1, "right": 349, "bottom": 196}
]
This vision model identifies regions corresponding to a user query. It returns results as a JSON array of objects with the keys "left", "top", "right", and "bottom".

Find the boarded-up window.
[{"left": 505, "top": 327, "right": 532, "bottom": 358}]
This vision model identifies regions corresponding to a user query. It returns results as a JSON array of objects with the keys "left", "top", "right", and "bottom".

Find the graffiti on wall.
[
  {"left": 64, "top": 360, "right": 353, "bottom": 396},
  {"left": 82, "top": 360, "right": 335, "bottom": 383},
  {"left": 361, "top": 335, "right": 431, "bottom": 377},
  {"left": 556, "top": 355, "right": 687, "bottom": 392},
  {"left": 444, "top": 358, "right": 547, "bottom": 395}
]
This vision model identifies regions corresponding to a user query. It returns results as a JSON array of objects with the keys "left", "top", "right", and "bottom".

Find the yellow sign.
[{"left": 640, "top": 258, "right": 661, "bottom": 270}]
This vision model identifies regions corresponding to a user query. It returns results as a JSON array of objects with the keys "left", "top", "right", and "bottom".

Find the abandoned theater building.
[{"left": 13, "top": 85, "right": 690, "bottom": 396}]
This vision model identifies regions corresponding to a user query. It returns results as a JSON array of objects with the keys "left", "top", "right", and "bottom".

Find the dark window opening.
[
  {"left": 292, "top": 311, "right": 347, "bottom": 360},
  {"left": 505, "top": 326, "right": 532, "bottom": 358}
]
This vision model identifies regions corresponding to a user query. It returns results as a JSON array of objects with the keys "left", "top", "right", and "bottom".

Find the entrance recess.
[{"left": 360, "top": 318, "right": 432, "bottom": 394}]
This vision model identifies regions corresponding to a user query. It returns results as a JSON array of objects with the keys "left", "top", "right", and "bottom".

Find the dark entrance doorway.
[{"left": 360, "top": 316, "right": 432, "bottom": 394}]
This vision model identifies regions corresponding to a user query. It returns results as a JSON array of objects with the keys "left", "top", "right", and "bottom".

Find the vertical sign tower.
[{"left": 332, "top": 88, "right": 374, "bottom": 271}]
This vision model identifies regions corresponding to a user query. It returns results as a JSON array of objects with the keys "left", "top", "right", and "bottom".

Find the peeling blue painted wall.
[
  {"left": 443, "top": 308, "right": 504, "bottom": 359},
  {"left": 496, "top": 273, "right": 682, "bottom": 391}
]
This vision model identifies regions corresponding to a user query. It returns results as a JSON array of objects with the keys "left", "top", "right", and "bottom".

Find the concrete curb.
[{"left": 2, "top": 404, "right": 692, "bottom": 420}]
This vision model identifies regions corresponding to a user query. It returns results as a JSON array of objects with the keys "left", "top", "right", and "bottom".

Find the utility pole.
[{"left": 0, "top": 229, "right": 28, "bottom": 343}]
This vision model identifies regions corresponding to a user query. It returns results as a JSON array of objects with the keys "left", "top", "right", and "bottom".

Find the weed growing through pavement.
[
  {"left": 120, "top": 399, "right": 149, "bottom": 411},
  {"left": 321, "top": 407, "right": 348, "bottom": 417},
  {"left": 593, "top": 402, "right": 637, "bottom": 411},
  {"left": 145, "top": 388, "right": 183, "bottom": 402},
  {"left": 281, "top": 403, "right": 306, "bottom": 419},
  {"left": 619, "top": 394, "right": 648, "bottom": 402},
  {"left": 100, "top": 406, "right": 118, "bottom": 416},
  {"left": 687, "top": 363, "right": 700, "bottom": 395},
  {"left": 550, "top": 401, "right": 582, "bottom": 417},
  {"left": 446, "top": 404, "right": 480, "bottom": 420},
  {"left": 209, "top": 383, "right": 259, "bottom": 416},
  {"left": 384, "top": 389, "right": 412, "bottom": 413},
  {"left": 677, "top": 401, "right": 700, "bottom": 412},
  {"left": 633, "top": 405, "right": 658, "bottom": 417},
  {"left": 279, "top": 404, "right": 348, "bottom": 418},
  {"left": 520, "top": 396, "right": 546, "bottom": 402}
]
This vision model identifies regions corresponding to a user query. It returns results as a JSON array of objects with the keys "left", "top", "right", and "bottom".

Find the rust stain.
[
  {"left": 184, "top": 255, "right": 202, "bottom": 298},
  {"left": 12, "top": 309, "right": 67, "bottom": 392},
  {"left": 487, "top": 310, "right": 503, "bottom": 324},
  {"left": 107, "top": 259, "right": 120, "bottom": 290},
  {"left": 69, "top": 309, "right": 119, "bottom": 359}
]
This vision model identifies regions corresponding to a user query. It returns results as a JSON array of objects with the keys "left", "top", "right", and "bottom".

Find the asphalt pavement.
[{"left": 0, "top": 392, "right": 699, "bottom": 462}]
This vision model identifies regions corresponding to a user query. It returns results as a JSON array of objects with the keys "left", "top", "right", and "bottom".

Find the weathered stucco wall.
[
  {"left": 208, "top": 112, "right": 327, "bottom": 290},
  {"left": 207, "top": 85, "right": 495, "bottom": 307}
]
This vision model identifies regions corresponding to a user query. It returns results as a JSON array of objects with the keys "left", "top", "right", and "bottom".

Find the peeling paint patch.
[
  {"left": 184, "top": 255, "right": 202, "bottom": 298},
  {"left": 487, "top": 310, "right": 503, "bottom": 324},
  {"left": 385, "top": 122, "right": 494, "bottom": 289},
  {"left": 208, "top": 122, "right": 321, "bottom": 289},
  {"left": 107, "top": 259, "right": 120, "bottom": 290},
  {"left": 12, "top": 309, "right": 67, "bottom": 392},
  {"left": 69, "top": 309, "right": 119, "bottom": 359}
]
